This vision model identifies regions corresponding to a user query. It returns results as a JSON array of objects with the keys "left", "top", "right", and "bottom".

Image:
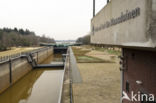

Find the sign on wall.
[{"left": 91, "top": 0, "right": 156, "bottom": 48}]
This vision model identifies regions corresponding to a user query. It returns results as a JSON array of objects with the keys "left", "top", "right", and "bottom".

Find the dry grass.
[
  {"left": 72, "top": 46, "right": 121, "bottom": 103},
  {"left": 73, "top": 63, "right": 120, "bottom": 103},
  {"left": 80, "top": 45, "right": 121, "bottom": 56},
  {"left": 72, "top": 46, "right": 114, "bottom": 63},
  {"left": 0, "top": 47, "right": 40, "bottom": 57},
  {"left": 72, "top": 46, "right": 90, "bottom": 56}
]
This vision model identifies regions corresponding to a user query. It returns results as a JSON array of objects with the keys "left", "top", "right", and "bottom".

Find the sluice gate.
[
  {"left": 24, "top": 53, "right": 65, "bottom": 69},
  {"left": 53, "top": 46, "right": 68, "bottom": 54},
  {"left": 21, "top": 46, "right": 68, "bottom": 69},
  {"left": 34, "top": 62, "right": 64, "bottom": 68}
]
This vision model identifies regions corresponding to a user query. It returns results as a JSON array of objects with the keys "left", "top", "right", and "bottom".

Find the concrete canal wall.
[
  {"left": 0, "top": 47, "right": 53, "bottom": 94},
  {"left": 61, "top": 47, "right": 81, "bottom": 103}
]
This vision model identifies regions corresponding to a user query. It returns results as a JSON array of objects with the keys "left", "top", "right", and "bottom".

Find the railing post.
[
  {"left": 37, "top": 51, "right": 39, "bottom": 63},
  {"left": 47, "top": 47, "right": 48, "bottom": 56},
  {"left": 9, "top": 59, "right": 12, "bottom": 84}
]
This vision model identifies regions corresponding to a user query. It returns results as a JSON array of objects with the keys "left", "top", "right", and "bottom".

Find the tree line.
[
  {"left": 76, "top": 34, "right": 90, "bottom": 45},
  {"left": 0, "top": 27, "right": 55, "bottom": 51}
]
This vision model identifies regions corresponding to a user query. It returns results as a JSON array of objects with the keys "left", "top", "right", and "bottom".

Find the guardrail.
[
  {"left": 58, "top": 47, "right": 75, "bottom": 103},
  {"left": 58, "top": 47, "right": 69, "bottom": 103},
  {"left": 0, "top": 47, "right": 51, "bottom": 64}
]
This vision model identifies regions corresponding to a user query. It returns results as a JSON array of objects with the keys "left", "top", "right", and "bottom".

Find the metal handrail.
[
  {"left": 0, "top": 47, "right": 51, "bottom": 64},
  {"left": 58, "top": 47, "right": 70, "bottom": 103}
]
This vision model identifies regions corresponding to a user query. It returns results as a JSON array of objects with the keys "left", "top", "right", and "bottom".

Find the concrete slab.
[
  {"left": 91, "top": 0, "right": 156, "bottom": 49},
  {"left": 69, "top": 47, "right": 82, "bottom": 83}
]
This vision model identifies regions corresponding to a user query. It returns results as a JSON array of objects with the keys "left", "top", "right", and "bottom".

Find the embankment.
[{"left": 0, "top": 47, "right": 53, "bottom": 94}]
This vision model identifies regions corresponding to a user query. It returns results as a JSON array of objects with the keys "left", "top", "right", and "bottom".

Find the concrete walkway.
[{"left": 69, "top": 47, "right": 82, "bottom": 83}]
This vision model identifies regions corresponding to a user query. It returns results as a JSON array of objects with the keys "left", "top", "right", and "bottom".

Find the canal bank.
[
  {"left": 0, "top": 53, "right": 64, "bottom": 103},
  {"left": 0, "top": 47, "right": 53, "bottom": 94}
]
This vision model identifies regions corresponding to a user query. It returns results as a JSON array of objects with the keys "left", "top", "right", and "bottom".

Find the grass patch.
[
  {"left": 0, "top": 47, "right": 40, "bottom": 57},
  {"left": 77, "top": 55, "right": 114, "bottom": 63},
  {"left": 77, "top": 56, "right": 101, "bottom": 62},
  {"left": 72, "top": 47, "right": 114, "bottom": 63},
  {"left": 107, "top": 49, "right": 121, "bottom": 56},
  {"left": 94, "top": 47, "right": 107, "bottom": 52},
  {"left": 72, "top": 47, "right": 90, "bottom": 56},
  {"left": 94, "top": 47, "right": 121, "bottom": 56}
]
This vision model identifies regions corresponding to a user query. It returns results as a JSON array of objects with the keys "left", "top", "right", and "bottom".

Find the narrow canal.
[{"left": 0, "top": 54, "right": 64, "bottom": 103}]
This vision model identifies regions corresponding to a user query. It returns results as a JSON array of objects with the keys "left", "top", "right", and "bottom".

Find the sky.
[{"left": 0, "top": 0, "right": 107, "bottom": 40}]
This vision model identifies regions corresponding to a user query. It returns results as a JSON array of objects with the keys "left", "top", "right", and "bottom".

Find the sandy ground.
[
  {"left": 0, "top": 47, "right": 40, "bottom": 57},
  {"left": 72, "top": 46, "right": 121, "bottom": 103},
  {"left": 86, "top": 50, "right": 118, "bottom": 62}
]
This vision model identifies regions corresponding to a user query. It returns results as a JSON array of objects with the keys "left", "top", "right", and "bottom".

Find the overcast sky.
[{"left": 0, "top": 0, "right": 107, "bottom": 40}]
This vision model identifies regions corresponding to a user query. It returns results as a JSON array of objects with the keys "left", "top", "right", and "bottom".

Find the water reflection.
[
  {"left": 42, "top": 54, "right": 63, "bottom": 64},
  {"left": 0, "top": 54, "right": 64, "bottom": 103},
  {"left": 0, "top": 69, "right": 63, "bottom": 103}
]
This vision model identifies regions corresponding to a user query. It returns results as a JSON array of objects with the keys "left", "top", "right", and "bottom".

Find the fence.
[{"left": 0, "top": 47, "right": 51, "bottom": 63}]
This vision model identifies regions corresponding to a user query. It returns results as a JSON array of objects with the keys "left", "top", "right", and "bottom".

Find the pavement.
[{"left": 69, "top": 47, "right": 82, "bottom": 83}]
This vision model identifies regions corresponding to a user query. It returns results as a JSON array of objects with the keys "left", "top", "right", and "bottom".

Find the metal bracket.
[{"left": 119, "top": 56, "right": 127, "bottom": 71}]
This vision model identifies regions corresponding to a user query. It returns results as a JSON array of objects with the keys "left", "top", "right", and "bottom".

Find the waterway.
[{"left": 0, "top": 54, "right": 64, "bottom": 103}]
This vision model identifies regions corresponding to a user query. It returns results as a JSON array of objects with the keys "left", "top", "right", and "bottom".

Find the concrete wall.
[
  {"left": 0, "top": 47, "right": 53, "bottom": 94},
  {"left": 91, "top": 0, "right": 156, "bottom": 49},
  {"left": 12, "top": 58, "right": 32, "bottom": 84},
  {"left": 37, "top": 48, "right": 52, "bottom": 63},
  {"left": 0, "top": 63, "right": 10, "bottom": 93}
]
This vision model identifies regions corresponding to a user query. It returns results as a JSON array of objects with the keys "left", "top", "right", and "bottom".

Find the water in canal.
[{"left": 0, "top": 54, "right": 64, "bottom": 103}]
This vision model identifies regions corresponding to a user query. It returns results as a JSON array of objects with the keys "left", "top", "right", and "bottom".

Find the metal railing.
[
  {"left": 58, "top": 47, "right": 75, "bottom": 103},
  {"left": 58, "top": 47, "right": 69, "bottom": 103},
  {"left": 0, "top": 47, "right": 51, "bottom": 64}
]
